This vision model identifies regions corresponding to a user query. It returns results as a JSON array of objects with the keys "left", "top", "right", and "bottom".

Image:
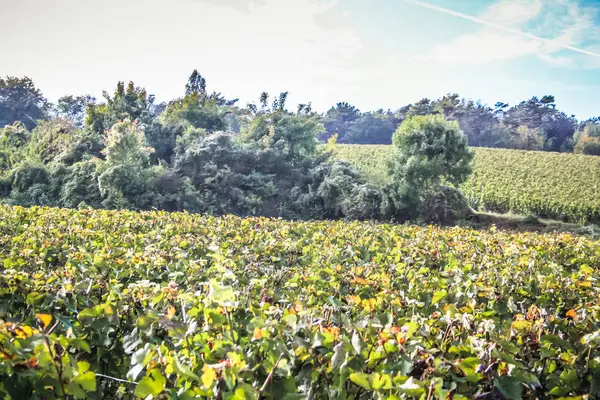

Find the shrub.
[
  {"left": 421, "top": 186, "right": 472, "bottom": 225},
  {"left": 574, "top": 125, "right": 600, "bottom": 156},
  {"left": 389, "top": 114, "right": 473, "bottom": 219}
]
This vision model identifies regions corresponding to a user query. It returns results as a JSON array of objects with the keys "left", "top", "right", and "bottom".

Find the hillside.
[{"left": 332, "top": 145, "right": 600, "bottom": 224}]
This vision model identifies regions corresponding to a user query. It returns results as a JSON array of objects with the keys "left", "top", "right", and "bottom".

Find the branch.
[
  {"left": 96, "top": 373, "right": 138, "bottom": 385},
  {"left": 259, "top": 353, "right": 284, "bottom": 398}
]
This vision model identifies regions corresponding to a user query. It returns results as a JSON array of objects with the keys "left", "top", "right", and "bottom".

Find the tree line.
[
  {"left": 322, "top": 95, "right": 600, "bottom": 154},
  {"left": 0, "top": 72, "right": 550, "bottom": 223}
]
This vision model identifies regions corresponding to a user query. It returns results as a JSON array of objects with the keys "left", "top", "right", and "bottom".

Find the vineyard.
[
  {"left": 1, "top": 205, "right": 600, "bottom": 398},
  {"left": 332, "top": 145, "right": 600, "bottom": 224}
]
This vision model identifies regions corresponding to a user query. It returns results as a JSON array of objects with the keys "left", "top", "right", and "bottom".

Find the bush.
[
  {"left": 574, "top": 125, "right": 600, "bottom": 156},
  {"left": 421, "top": 186, "right": 472, "bottom": 225},
  {"left": 389, "top": 114, "right": 473, "bottom": 219}
]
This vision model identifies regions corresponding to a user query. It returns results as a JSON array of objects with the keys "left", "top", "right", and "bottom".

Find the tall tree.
[
  {"left": 185, "top": 70, "right": 207, "bottom": 96},
  {"left": 321, "top": 102, "right": 361, "bottom": 142},
  {"left": 503, "top": 96, "right": 576, "bottom": 151},
  {"left": 0, "top": 76, "right": 49, "bottom": 130},
  {"left": 85, "top": 81, "right": 152, "bottom": 134},
  {"left": 56, "top": 94, "right": 96, "bottom": 127}
]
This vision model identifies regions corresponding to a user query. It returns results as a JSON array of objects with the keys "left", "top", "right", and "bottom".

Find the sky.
[{"left": 2, "top": 0, "right": 600, "bottom": 119}]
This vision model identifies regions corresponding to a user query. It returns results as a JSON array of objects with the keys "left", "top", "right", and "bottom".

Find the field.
[
  {"left": 1, "top": 205, "right": 600, "bottom": 398},
  {"left": 332, "top": 145, "right": 600, "bottom": 224}
]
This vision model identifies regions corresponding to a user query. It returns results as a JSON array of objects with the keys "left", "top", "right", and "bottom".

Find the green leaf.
[
  {"left": 398, "top": 378, "right": 425, "bottom": 396},
  {"left": 328, "top": 296, "right": 343, "bottom": 308},
  {"left": 134, "top": 369, "right": 166, "bottom": 398},
  {"left": 349, "top": 373, "right": 371, "bottom": 390},
  {"left": 431, "top": 290, "right": 446, "bottom": 305},
  {"left": 560, "top": 368, "right": 579, "bottom": 386},
  {"left": 494, "top": 376, "right": 522, "bottom": 400},
  {"left": 580, "top": 264, "right": 593, "bottom": 274},
  {"left": 173, "top": 356, "right": 201, "bottom": 382},
  {"left": 541, "top": 334, "right": 575, "bottom": 351},
  {"left": 371, "top": 373, "right": 392, "bottom": 390},
  {"left": 404, "top": 321, "right": 419, "bottom": 339},
  {"left": 73, "top": 371, "right": 96, "bottom": 391},
  {"left": 511, "top": 320, "right": 532, "bottom": 331},
  {"left": 209, "top": 280, "right": 236, "bottom": 306}
]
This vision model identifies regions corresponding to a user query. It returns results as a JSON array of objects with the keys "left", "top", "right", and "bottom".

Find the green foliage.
[
  {"left": 58, "top": 159, "right": 103, "bottom": 209},
  {"left": 173, "top": 131, "right": 278, "bottom": 216},
  {"left": 388, "top": 115, "right": 473, "bottom": 219},
  {"left": 421, "top": 185, "right": 472, "bottom": 225},
  {"left": 511, "top": 126, "right": 544, "bottom": 151},
  {"left": 503, "top": 96, "right": 577, "bottom": 152},
  {"left": 161, "top": 94, "right": 227, "bottom": 133},
  {"left": 391, "top": 115, "right": 473, "bottom": 188},
  {"left": 242, "top": 94, "right": 322, "bottom": 162},
  {"left": 1, "top": 205, "right": 600, "bottom": 398},
  {"left": 0, "top": 122, "right": 30, "bottom": 172},
  {"left": 97, "top": 120, "right": 155, "bottom": 209},
  {"left": 5, "top": 162, "right": 58, "bottom": 206},
  {"left": 333, "top": 145, "right": 600, "bottom": 224},
  {"left": 56, "top": 94, "right": 95, "bottom": 127},
  {"left": 321, "top": 94, "right": 579, "bottom": 153},
  {"left": 29, "top": 118, "right": 83, "bottom": 164},
  {"left": 574, "top": 124, "right": 600, "bottom": 156},
  {"left": 85, "top": 82, "right": 152, "bottom": 134},
  {"left": 0, "top": 76, "right": 49, "bottom": 131}
]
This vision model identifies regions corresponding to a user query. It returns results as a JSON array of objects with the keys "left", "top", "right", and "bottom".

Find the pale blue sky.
[{"left": 2, "top": 0, "right": 599, "bottom": 118}]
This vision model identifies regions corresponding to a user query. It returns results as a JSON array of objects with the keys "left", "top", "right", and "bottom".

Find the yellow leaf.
[
  {"left": 253, "top": 327, "right": 263, "bottom": 340},
  {"left": 201, "top": 365, "right": 217, "bottom": 389},
  {"left": 511, "top": 320, "right": 532, "bottom": 331},
  {"left": 36, "top": 314, "right": 52, "bottom": 330},
  {"left": 566, "top": 309, "right": 578, "bottom": 320},
  {"left": 166, "top": 306, "right": 176, "bottom": 320},
  {"left": 354, "top": 277, "right": 368, "bottom": 285},
  {"left": 15, "top": 325, "right": 35, "bottom": 339}
]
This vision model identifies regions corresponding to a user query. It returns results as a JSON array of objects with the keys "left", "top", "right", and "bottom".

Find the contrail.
[{"left": 400, "top": 0, "right": 600, "bottom": 58}]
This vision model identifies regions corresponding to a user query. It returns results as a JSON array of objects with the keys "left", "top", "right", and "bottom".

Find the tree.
[
  {"left": 97, "top": 120, "right": 155, "bottom": 209},
  {"left": 56, "top": 95, "right": 96, "bottom": 126},
  {"left": 185, "top": 70, "right": 207, "bottom": 96},
  {"left": 161, "top": 94, "right": 227, "bottom": 133},
  {"left": 574, "top": 124, "right": 600, "bottom": 156},
  {"left": 0, "top": 122, "right": 30, "bottom": 172},
  {"left": 503, "top": 96, "right": 576, "bottom": 152},
  {"left": 388, "top": 115, "right": 473, "bottom": 218},
  {"left": 0, "top": 76, "right": 49, "bottom": 130},
  {"left": 343, "top": 110, "right": 397, "bottom": 144},
  {"left": 29, "top": 119, "right": 82, "bottom": 163},
  {"left": 406, "top": 98, "right": 436, "bottom": 117},
  {"left": 511, "top": 126, "right": 544, "bottom": 150},
  {"left": 243, "top": 93, "right": 323, "bottom": 162},
  {"left": 85, "top": 82, "right": 152, "bottom": 134},
  {"left": 321, "top": 102, "right": 361, "bottom": 142},
  {"left": 160, "top": 72, "right": 235, "bottom": 135}
]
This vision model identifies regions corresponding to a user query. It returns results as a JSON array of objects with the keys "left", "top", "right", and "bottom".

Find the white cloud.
[
  {"left": 483, "top": 0, "right": 542, "bottom": 25},
  {"left": 427, "top": 30, "right": 539, "bottom": 66},
  {"left": 412, "top": 0, "right": 600, "bottom": 67}
]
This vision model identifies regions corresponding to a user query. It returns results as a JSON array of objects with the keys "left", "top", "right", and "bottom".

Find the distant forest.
[{"left": 1, "top": 74, "right": 599, "bottom": 153}]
